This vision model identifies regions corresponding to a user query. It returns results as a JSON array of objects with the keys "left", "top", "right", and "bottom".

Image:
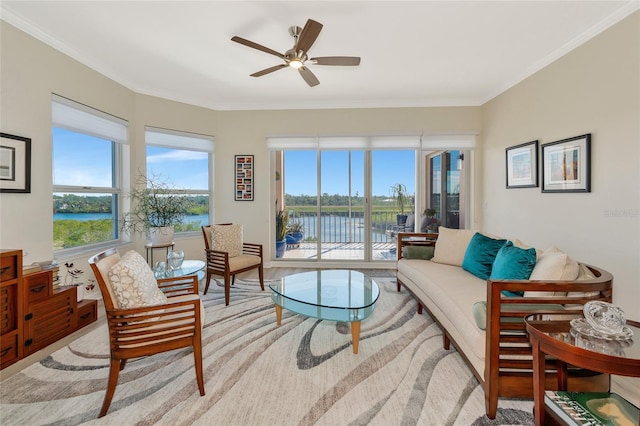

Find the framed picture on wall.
[
  {"left": 0, "top": 133, "right": 31, "bottom": 193},
  {"left": 542, "top": 134, "right": 591, "bottom": 193},
  {"left": 235, "top": 155, "right": 254, "bottom": 201},
  {"left": 506, "top": 140, "right": 538, "bottom": 188}
]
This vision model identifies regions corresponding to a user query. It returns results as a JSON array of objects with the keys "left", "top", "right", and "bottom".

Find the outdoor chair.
[
  {"left": 88, "top": 248, "right": 205, "bottom": 417},
  {"left": 201, "top": 224, "right": 264, "bottom": 305}
]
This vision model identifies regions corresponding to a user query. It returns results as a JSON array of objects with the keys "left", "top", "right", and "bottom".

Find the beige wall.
[{"left": 481, "top": 11, "right": 639, "bottom": 319}]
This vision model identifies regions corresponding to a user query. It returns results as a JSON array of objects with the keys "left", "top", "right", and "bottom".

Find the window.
[
  {"left": 145, "top": 127, "right": 213, "bottom": 232},
  {"left": 269, "top": 136, "right": 419, "bottom": 262},
  {"left": 52, "top": 95, "right": 128, "bottom": 252}
]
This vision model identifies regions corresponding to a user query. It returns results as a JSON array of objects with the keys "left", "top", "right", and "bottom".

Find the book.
[
  {"left": 545, "top": 391, "right": 639, "bottom": 426},
  {"left": 22, "top": 263, "right": 42, "bottom": 275}
]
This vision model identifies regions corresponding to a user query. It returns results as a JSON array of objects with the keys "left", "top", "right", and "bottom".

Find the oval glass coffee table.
[{"left": 269, "top": 269, "right": 380, "bottom": 354}]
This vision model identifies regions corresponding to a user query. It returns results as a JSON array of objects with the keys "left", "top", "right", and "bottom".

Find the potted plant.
[
  {"left": 285, "top": 220, "right": 304, "bottom": 245},
  {"left": 390, "top": 183, "right": 411, "bottom": 226},
  {"left": 121, "top": 174, "right": 193, "bottom": 245},
  {"left": 422, "top": 208, "right": 439, "bottom": 233},
  {"left": 275, "top": 203, "right": 288, "bottom": 258}
]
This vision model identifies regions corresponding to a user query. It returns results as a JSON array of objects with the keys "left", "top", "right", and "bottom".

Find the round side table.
[{"left": 144, "top": 241, "right": 175, "bottom": 265}]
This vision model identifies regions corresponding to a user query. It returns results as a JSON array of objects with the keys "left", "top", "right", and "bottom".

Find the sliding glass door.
[{"left": 278, "top": 147, "right": 415, "bottom": 262}]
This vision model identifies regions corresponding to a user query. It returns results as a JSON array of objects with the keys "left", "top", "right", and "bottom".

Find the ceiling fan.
[{"left": 231, "top": 19, "right": 361, "bottom": 87}]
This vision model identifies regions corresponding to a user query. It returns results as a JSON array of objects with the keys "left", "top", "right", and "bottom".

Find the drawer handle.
[
  {"left": 30, "top": 285, "right": 47, "bottom": 294},
  {"left": 0, "top": 266, "right": 10, "bottom": 278},
  {"left": 0, "top": 346, "right": 12, "bottom": 357}
]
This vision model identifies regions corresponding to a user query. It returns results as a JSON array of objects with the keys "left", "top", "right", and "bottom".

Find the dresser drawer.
[
  {"left": 24, "top": 271, "right": 52, "bottom": 304},
  {"left": 77, "top": 299, "right": 97, "bottom": 329},
  {"left": 0, "top": 333, "right": 19, "bottom": 368},
  {"left": 0, "top": 255, "right": 18, "bottom": 282}
]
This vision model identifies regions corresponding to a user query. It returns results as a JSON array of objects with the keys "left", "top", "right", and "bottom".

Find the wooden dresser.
[{"left": 1, "top": 249, "right": 98, "bottom": 369}]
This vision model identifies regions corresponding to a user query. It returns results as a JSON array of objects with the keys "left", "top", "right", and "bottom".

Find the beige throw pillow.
[
  {"left": 108, "top": 250, "right": 168, "bottom": 309},
  {"left": 431, "top": 227, "right": 477, "bottom": 267},
  {"left": 211, "top": 224, "right": 243, "bottom": 257},
  {"left": 524, "top": 246, "right": 579, "bottom": 297}
]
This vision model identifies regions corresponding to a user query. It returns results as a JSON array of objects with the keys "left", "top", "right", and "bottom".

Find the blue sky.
[{"left": 285, "top": 150, "right": 416, "bottom": 197}]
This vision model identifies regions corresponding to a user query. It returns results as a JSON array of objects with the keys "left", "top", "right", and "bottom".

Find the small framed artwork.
[
  {"left": 542, "top": 134, "right": 591, "bottom": 193},
  {"left": 506, "top": 140, "right": 538, "bottom": 188},
  {"left": 235, "top": 154, "right": 254, "bottom": 201},
  {"left": 0, "top": 133, "right": 31, "bottom": 193}
]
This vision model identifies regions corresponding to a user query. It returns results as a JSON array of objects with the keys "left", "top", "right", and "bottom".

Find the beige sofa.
[{"left": 395, "top": 228, "right": 613, "bottom": 419}]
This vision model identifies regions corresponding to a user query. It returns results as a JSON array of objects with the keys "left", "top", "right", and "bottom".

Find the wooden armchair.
[
  {"left": 88, "top": 248, "right": 204, "bottom": 417},
  {"left": 201, "top": 224, "right": 264, "bottom": 305}
]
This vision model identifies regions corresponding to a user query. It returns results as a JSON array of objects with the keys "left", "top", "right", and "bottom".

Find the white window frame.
[
  {"left": 144, "top": 127, "right": 214, "bottom": 237},
  {"left": 52, "top": 94, "right": 129, "bottom": 255}
]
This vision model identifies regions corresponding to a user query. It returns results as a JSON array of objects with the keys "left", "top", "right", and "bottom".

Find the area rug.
[{"left": 0, "top": 277, "right": 533, "bottom": 425}]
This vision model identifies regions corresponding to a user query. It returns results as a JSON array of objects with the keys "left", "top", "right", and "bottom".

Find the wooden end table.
[{"left": 525, "top": 314, "right": 640, "bottom": 426}]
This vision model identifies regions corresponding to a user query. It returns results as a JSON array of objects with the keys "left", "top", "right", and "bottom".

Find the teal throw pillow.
[
  {"left": 402, "top": 246, "right": 435, "bottom": 260},
  {"left": 461, "top": 233, "right": 507, "bottom": 280},
  {"left": 491, "top": 241, "right": 537, "bottom": 297}
]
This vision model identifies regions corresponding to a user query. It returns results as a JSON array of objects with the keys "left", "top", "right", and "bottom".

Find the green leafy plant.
[
  {"left": 390, "top": 183, "right": 411, "bottom": 215},
  {"left": 121, "top": 174, "right": 193, "bottom": 235},
  {"left": 275, "top": 201, "right": 289, "bottom": 242},
  {"left": 286, "top": 220, "right": 304, "bottom": 235}
]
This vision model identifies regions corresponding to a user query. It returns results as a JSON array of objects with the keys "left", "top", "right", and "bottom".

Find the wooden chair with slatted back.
[
  {"left": 201, "top": 224, "right": 264, "bottom": 305},
  {"left": 88, "top": 248, "right": 205, "bottom": 417}
]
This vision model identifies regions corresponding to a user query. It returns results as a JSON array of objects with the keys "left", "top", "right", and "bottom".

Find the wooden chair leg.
[
  {"left": 100, "top": 358, "right": 122, "bottom": 417},
  {"left": 258, "top": 263, "right": 264, "bottom": 291},
  {"left": 119, "top": 359, "right": 127, "bottom": 371},
  {"left": 203, "top": 270, "right": 212, "bottom": 294},
  {"left": 193, "top": 341, "right": 205, "bottom": 396},
  {"left": 224, "top": 273, "right": 231, "bottom": 306},
  {"left": 232, "top": 275, "right": 236, "bottom": 285}
]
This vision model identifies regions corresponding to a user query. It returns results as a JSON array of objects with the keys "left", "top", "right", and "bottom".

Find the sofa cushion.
[
  {"left": 397, "top": 259, "right": 487, "bottom": 363},
  {"left": 402, "top": 245, "right": 435, "bottom": 260},
  {"left": 462, "top": 232, "right": 507, "bottom": 280},
  {"left": 490, "top": 241, "right": 537, "bottom": 296},
  {"left": 108, "top": 250, "right": 168, "bottom": 309},
  {"left": 431, "top": 227, "right": 477, "bottom": 266},
  {"left": 524, "top": 246, "right": 579, "bottom": 297}
]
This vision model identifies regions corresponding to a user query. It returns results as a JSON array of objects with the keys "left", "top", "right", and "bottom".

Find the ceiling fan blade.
[
  {"left": 231, "top": 36, "right": 284, "bottom": 59},
  {"left": 296, "top": 19, "right": 323, "bottom": 53},
  {"left": 250, "top": 64, "right": 287, "bottom": 77},
  {"left": 310, "top": 56, "right": 361, "bottom": 66},
  {"left": 298, "top": 66, "right": 320, "bottom": 87}
]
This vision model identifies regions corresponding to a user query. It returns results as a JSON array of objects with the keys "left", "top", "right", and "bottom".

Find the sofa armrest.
[
  {"left": 396, "top": 232, "right": 439, "bottom": 260},
  {"left": 483, "top": 263, "right": 613, "bottom": 417}
]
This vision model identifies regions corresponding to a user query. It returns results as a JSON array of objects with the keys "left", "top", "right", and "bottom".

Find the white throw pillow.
[
  {"left": 210, "top": 224, "right": 243, "bottom": 257},
  {"left": 108, "top": 250, "right": 168, "bottom": 309},
  {"left": 524, "top": 246, "right": 579, "bottom": 297},
  {"left": 431, "top": 227, "right": 477, "bottom": 267}
]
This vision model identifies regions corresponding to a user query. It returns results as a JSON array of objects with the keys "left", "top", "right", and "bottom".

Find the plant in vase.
[
  {"left": 390, "top": 183, "right": 412, "bottom": 226},
  {"left": 275, "top": 203, "right": 288, "bottom": 258},
  {"left": 422, "top": 208, "right": 439, "bottom": 233},
  {"left": 121, "top": 173, "right": 193, "bottom": 245},
  {"left": 285, "top": 220, "right": 304, "bottom": 245}
]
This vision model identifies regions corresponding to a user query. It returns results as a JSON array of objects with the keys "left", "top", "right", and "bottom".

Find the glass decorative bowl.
[{"left": 583, "top": 301, "right": 627, "bottom": 335}]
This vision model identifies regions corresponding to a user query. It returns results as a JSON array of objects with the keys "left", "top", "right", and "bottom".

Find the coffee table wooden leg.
[
  {"left": 351, "top": 321, "right": 360, "bottom": 354},
  {"left": 531, "top": 338, "right": 545, "bottom": 426},
  {"left": 275, "top": 304, "right": 282, "bottom": 326}
]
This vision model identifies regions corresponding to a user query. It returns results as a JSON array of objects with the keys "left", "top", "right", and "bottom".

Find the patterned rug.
[{"left": 0, "top": 277, "right": 533, "bottom": 425}]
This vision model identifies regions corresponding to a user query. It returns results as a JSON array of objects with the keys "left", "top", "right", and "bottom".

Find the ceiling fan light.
[{"left": 289, "top": 59, "right": 303, "bottom": 69}]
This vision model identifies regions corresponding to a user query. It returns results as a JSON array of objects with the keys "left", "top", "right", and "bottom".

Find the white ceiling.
[{"left": 1, "top": 1, "right": 638, "bottom": 111}]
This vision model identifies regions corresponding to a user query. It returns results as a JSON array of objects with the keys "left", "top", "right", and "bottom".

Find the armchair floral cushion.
[
  {"left": 108, "top": 250, "right": 168, "bottom": 309},
  {"left": 210, "top": 224, "right": 243, "bottom": 257}
]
